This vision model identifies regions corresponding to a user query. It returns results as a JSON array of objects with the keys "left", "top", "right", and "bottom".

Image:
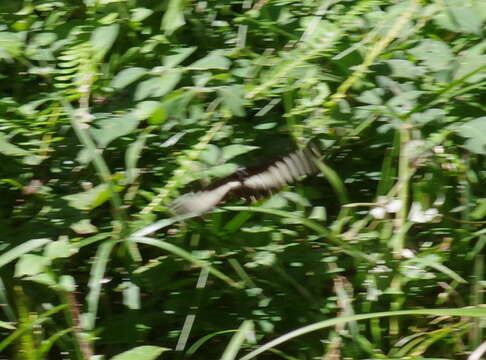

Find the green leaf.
[
  {"left": 63, "top": 183, "right": 113, "bottom": 211},
  {"left": 15, "top": 254, "right": 49, "bottom": 277},
  {"left": 70, "top": 219, "right": 98, "bottom": 234},
  {"left": 122, "top": 281, "right": 140, "bottom": 310},
  {"left": 44, "top": 238, "right": 76, "bottom": 260},
  {"left": 408, "top": 39, "right": 453, "bottom": 72},
  {"left": 0, "top": 239, "right": 51, "bottom": 269},
  {"left": 135, "top": 71, "right": 181, "bottom": 101},
  {"left": 0, "top": 31, "right": 23, "bottom": 60},
  {"left": 0, "top": 133, "right": 30, "bottom": 156},
  {"left": 218, "top": 85, "right": 246, "bottom": 116},
  {"left": 434, "top": 1, "right": 483, "bottom": 34},
  {"left": 111, "top": 346, "right": 169, "bottom": 360},
  {"left": 200, "top": 144, "right": 222, "bottom": 165},
  {"left": 188, "top": 53, "right": 231, "bottom": 70},
  {"left": 133, "top": 101, "right": 163, "bottom": 121},
  {"left": 222, "top": 144, "right": 258, "bottom": 161},
  {"left": 0, "top": 321, "right": 15, "bottom": 330},
  {"left": 163, "top": 46, "right": 196, "bottom": 68},
  {"left": 459, "top": 117, "right": 486, "bottom": 155},
  {"left": 90, "top": 113, "right": 140, "bottom": 148},
  {"left": 386, "top": 59, "right": 425, "bottom": 79},
  {"left": 23, "top": 273, "right": 57, "bottom": 287},
  {"left": 125, "top": 130, "right": 150, "bottom": 184},
  {"left": 58, "top": 275, "right": 76, "bottom": 292},
  {"left": 130, "top": 7, "right": 154, "bottom": 22},
  {"left": 221, "top": 321, "right": 254, "bottom": 360},
  {"left": 203, "top": 163, "right": 239, "bottom": 178},
  {"left": 161, "top": 0, "right": 185, "bottom": 35},
  {"left": 254, "top": 122, "right": 277, "bottom": 130},
  {"left": 454, "top": 54, "right": 486, "bottom": 83},
  {"left": 281, "top": 192, "right": 311, "bottom": 207},
  {"left": 91, "top": 24, "right": 119, "bottom": 59},
  {"left": 112, "top": 67, "right": 148, "bottom": 89}
]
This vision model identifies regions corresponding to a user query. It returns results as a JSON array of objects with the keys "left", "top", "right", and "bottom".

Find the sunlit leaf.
[
  {"left": 163, "top": 46, "right": 196, "bottom": 67},
  {"left": 112, "top": 67, "right": 148, "bottom": 89},
  {"left": 161, "top": 0, "right": 185, "bottom": 35},
  {"left": 0, "top": 133, "right": 30, "bottom": 156},
  {"left": 188, "top": 53, "right": 231, "bottom": 70},
  {"left": 222, "top": 144, "right": 258, "bottom": 161},
  {"left": 111, "top": 346, "right": 170, "bottom": 360},
  {"left": 15, "top": 254, "right": 49, "bottom": 277},
  {"left": 459, "top": 117, "right": 486, "bottom": 155},
  {"left": 134, "top": 71, "right": 181, "bottom": 100},
  {"left": 91, "top": 24, "right": 119, "bottom": 59},
  {"left": 63, "top": 184, "right": 113, "bottom": 211}
]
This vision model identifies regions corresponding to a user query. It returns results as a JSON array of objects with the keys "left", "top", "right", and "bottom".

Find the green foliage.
[{"left": 0, "top": 0, "right": 485, "bottom": 359}]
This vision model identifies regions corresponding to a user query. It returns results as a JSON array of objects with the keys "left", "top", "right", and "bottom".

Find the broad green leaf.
[
  {"left": 218, "top": 85, "right": 246, "bottom": 117},
  {"left": 70, "top": 219, "right": 98, "bottom": 234},
  {"left": 44, "top": 238, "right": 75, "bottom": 260},
  {"left": 122, "top": 281, "right": 140, "bottom": 310},
  {"left": 0, "top": 321, "right": 15, "bottom": 330},
  {"left": 91, "top": 24, "right": 119, "bottom": 59},
  {"left": 454, "top": 54, "right": 486, "bottom": 83},
  {"left": 15, "top": 254, "right": 49, "bottom": 277},
  {"left": 63, "top": 183, "right": 113, "bottom": 211},
  {"left": 163, "top": 46, "right": 196, "bottom": 67},
  {"left": 0, "top": 133, "right": 30, "bottom": 156},
  {"left": 59, "top": 275, "right": 76, "bottom": 292},
  {"left": 408, "top": 39, "right": 453, "bottom": 72},
  {"left": 135, "top": 71, "right": 181, "bottom": 100},
  {"left": 200, "top": 144, "right": 222, "bottom": 165},
  {"left": 386, "top": 59, "right": 425, "bottom": 79},
  {"left": 281, "top": 192, "right": 311, "bottom": 207},
  {"left": 148, "top": 106, "right": 167, "bottom": 125},
  {"left": 23, "top": 273, "right": 57, "bottom": 287},
  {"left": 161, "top": 0, "right": 185, "bottom": 35},
  {"left": 222, "top": 144, "right": 258, "bottom": 161},
  {"left": 111, "top": 346, "right": 169, "bottom": 360},
  {"left": 188, "top": 53, "right": 231, "bottom": 70},
  {"left": 0, "top": 239, "right": 51, "bottom": 269},
  {"left": 112, "top": 67, "right": 147, "bottom": 89},
  {"left": 459, "top": 117, "right": 486, "bottom": 155},
  {"left": 0, "top": 31, "right": 23, "bottom": 60},
  {"left": 434, "top": 1, "right": 483, "bottom": 34},
  {"left": 471, "top": 198, "right": 486, "bottom": 220},
  {"left": 309, "top": 206, "right": 326, "bottom": 220},
  {"left": 203, "top": 163, "right": 238, "bottom": 178},
  {"left": 130, "top": 7, "right": 154, "bottom": 22},
  {"left": 133, "top": 101, "right": 163, "bottom": 120},
  {"left": 90, "top": 113, "right": 140, "bottom": 148},
  {"left": 31, "top": 32, "right": 57, "bottom": 47},
  {"left": 356, "top": 88, "right": 385, "bottom": 105}
]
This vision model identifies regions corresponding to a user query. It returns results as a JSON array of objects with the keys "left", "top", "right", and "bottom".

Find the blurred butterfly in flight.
[{"left": 171, "top": 145, "right": 321, "bottom": 216}]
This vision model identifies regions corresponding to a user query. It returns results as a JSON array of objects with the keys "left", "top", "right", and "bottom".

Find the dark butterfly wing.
[{"left": 170, "top": 146, "right": 320, "bottom": 216}]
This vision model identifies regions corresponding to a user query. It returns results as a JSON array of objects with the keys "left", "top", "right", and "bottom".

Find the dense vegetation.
[{"left": 0, "top": 0, "right": 485, "bottom": 359}]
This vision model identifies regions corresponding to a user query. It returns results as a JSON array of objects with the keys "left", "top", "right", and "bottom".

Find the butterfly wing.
[
  {"left": 242, "top": 147, "right": 319, "bottom": 191},
  {"left": 170, "top": 180, "right": 242, "bottom": 215},
  {"left": 170, "top": 146, "right": 320, "bottom": 216}
]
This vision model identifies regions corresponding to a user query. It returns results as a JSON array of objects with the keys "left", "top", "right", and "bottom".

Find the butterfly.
[{"left": 170, "top": 145, "right": 321, "bottom": 216}]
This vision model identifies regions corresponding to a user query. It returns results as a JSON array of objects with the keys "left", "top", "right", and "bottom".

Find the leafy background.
[{"left": 0, "top": 0, "right": 485, "bottom": 359}]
